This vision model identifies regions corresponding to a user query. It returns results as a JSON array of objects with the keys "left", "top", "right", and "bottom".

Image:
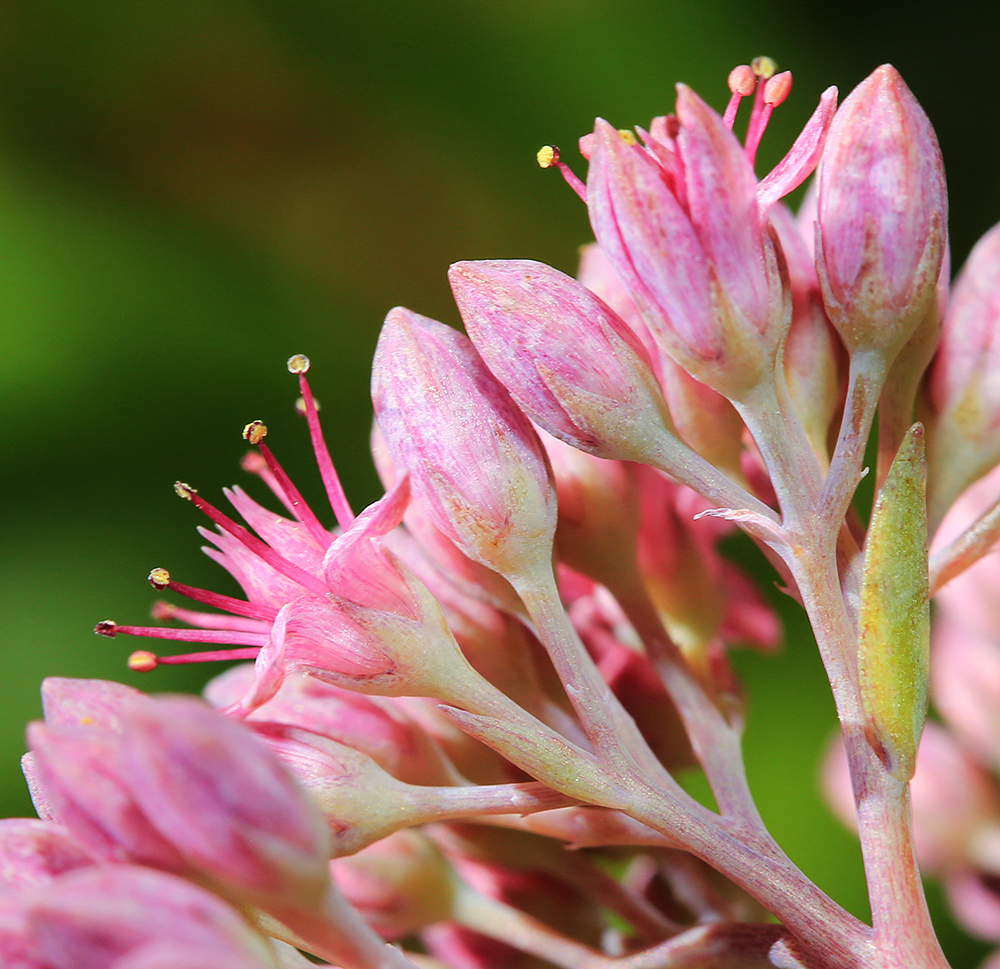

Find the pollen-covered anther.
[
  {"left": 287, "top": 353, "right": 311, "bottom": 374},
  {"left": 94, "top": 620, "right": 118, "bottom": 638},
  {"left": 148, "top": 568, "right": 170, "bottom": 590},
  {"left": 764, "top": 71, "right": 793, "bottom": 107},
  {"left": 536, "top": 144, "right": 587, "bottom": 203},
  {"left": 242, "top": 420, "right": 267, "bottom": 445},
  {"left": 174, "top": 482, "right": 197, "bottom": 500},
  {"left": 751, "top": 55, "right": 777, "bottom": 79},
  {"left": 127, "top": 650, "right": 159, "bottom": 672},
  {"left": 617, "top": 129, "right": 638, "bottom": 145},
  {"left": 728, "top": 65, "right": 756, "bottom": 96},
  {"left": 536, "top": 145, "right": 559, "bottom": 169}
]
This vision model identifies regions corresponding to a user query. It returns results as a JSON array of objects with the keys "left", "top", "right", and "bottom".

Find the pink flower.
[
  {"left": 816, "top": 65, "right": 947, "bottom": 360},
  {"left": 3, "top": 865, "right": 279, "bottom": 969},
  {"left": 927, "top": 220, "right": 1000, "bottom": 506},
  {"left": 372, "top": 307, "right": 556, "bottom": 579},
  {"left": 449, "top": 259, "right": 671, "bottom": 463},
  {"left": 26, "top": 681, "right": 331, "bottom": 913},
  {"left": 585, "top": 78, "right": 836, "bottom": 399}
]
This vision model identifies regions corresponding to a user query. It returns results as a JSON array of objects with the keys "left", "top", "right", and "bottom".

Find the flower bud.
[
  {"left": 372, "top": 308, "right": 556, "bottom": 579},
  {"left": 27, "top": 686, "right": 331, "bottom": 913},
  {"left": 0, "top": 820, "right": 93, "bottom": 895},
  {"left": 576, "top": 245, "right": 745, "bottom": 475},
  {"left": 449, "top": 259, "right": 672, "bottom": 462},
  {"left": 331, "top": 830, "right": 456, "bottom": 939},
  {"left": 587, "top": 90, "right": 788, "bottom": 400},
  {"left": 19, "top": 865, "right": 278, "bottom": 969},
  {"left": 927, "top": 220, "right": 1000, "bottom": 514},
  {"left": 816, "top": 65, "right": 946, "bottom": 362}
]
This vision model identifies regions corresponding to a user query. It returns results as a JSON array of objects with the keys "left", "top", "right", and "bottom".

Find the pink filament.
[
  {"left": 298, "top": 373, "right": 356, "bottom": 529},
  {"left": 256, "top": 440, "right": 332, "bottom": 547}
]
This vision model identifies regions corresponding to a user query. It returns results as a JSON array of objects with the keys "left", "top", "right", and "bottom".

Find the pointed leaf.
[{"left": 858, "top": 423, "right": 930, "bottom": 781}]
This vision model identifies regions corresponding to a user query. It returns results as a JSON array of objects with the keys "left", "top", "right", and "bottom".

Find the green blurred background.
[{"left": 2, "top": 1, "right": 997, "bottom": 964}]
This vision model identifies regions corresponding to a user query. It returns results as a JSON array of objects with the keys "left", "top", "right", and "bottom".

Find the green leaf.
[{"left": 858, "top": 423, "right": 930, "bottom": 782}]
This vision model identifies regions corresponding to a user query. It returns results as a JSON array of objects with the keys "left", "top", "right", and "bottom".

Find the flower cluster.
[{"left": 6, "top": 54, "right": 1000, "bottom": 969}]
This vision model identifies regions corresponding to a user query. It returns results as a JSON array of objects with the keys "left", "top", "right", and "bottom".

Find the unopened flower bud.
[
  {"left": 0, "top": 819, "right": 93, "bottom": 895},
  {"left": 927, "top": 221, "right": 1000, "bottom": 516},
  {"left": 816, "top": 65, "right": 946, "bottom": 362},
  {"left": 449, "top": 259, "right": 673, "bottom": 462},
  {"left": 331, "top": 830, "right": 456, "bottom": 940},
  {"left": 21, "top": 865, "right": 279, "bottom": 969},
  {"left": 27, "top": 685, "right": 332, "bottom": 913},
  {"left": 372, "top": 308, "right": 556, "bottom": 579}
]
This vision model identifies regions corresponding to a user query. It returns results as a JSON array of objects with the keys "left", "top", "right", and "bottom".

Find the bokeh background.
[{"left": 2, "top": 1, "right": 998, "bottom": 964}]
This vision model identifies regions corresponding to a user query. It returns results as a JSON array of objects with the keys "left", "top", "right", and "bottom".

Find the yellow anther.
[
  {"left": 128, "top": 650, "right": 159, "bottom": 672},
  {"left": 148, "top": 568, "right": 171, "bottom": 589},
  {"left": 537, "top": 145, "right": 559, "bottom": 169},
  {"left": 287, "top": 354, "right": 311, "bottom": 374},
  {"left": 242, "top": 420, "right": 267, "bottom": 444},
  {"left": 617, "top": 129, "right": 638, "bottom": 145},
  {"left": 751, "top": 56, "right": 777, "bottom": 79},
  {"left": 174, "top": 482, "right": 197, "bottom": 500}
]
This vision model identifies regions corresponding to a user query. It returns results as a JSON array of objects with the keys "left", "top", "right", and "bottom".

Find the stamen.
[
  {"left": 242, "top": 421, "right": 332, "bottom": 547},
  {"left": 724, "top": 65, "right": 756, "bottom": 129},
  {"left": 128, "top": 647, "right": 261, "bottom": 671},
  {"left": 151, "top": 601, "right": 271, "bottom": 633},
  {"left": 173, "top": 482, "right": 329, "bottom": 598},
  {"left": 288, "top": 355, "right": 356, "bottom": 530},
  {"left": 147, "top": 568, "right": 277, "bottom": 622},
  {"left": 537, "top": 146, "right": 588, "bottom": 204},
  {"left": 95, "top": 621, "right": 268, "bottom": 647},
  {"left": 241, "top": 451, "right": 298, "bottom": 517},
  {"left": 764, "top": 71, "right": 793, "bottom": 108},
  {"left": 128, "top": 651, "right": 159, "bottom": 672},
  {"left": 751, "top": 56, "right": 777, "bottom": 80},
  {"left": 744, "top": 57, "right": 786, "bottom": 168}
]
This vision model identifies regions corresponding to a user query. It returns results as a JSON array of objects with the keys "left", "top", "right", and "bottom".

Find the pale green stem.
[
  {"left": 409, "top": 779, "right": 577, "bottom": 820},
  {"left": 513, "top": 564, "right": 682, "bottom": 792},
  {"left": 623, "top": 783, "right": 872, "bottom": 969},
  {"left": 819, "top": 352, "right": 889, "bottom": 528},
  {"left": 644, "top": 428, "right": 781, "bottom": 527},
  {"left": 611, "top": 573, "right": 765, "bottom": 829},
  {"left": 735, "top": 373, "right": 824, "bottom": 528},
  {"left": 929, "top": 489, "right": 1000, "bottom": 593},
  {"left": 787, "top": 543, "right": 947, "bottom": 969}
]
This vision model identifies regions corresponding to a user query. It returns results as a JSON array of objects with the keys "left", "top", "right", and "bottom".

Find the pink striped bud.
[
  {"left": 927, "top": 221, "right": 1000, "bottom": 510},
  {"left": 587, "top": 88, "right": 790, "bottom": 400},
  {"left": 816, "top": 65, "right": 947, "bottom": 361},
  {"left": 372, "top": 308, "right": 556, "bottom": 578},
  {"left": 449, "top": 259, "right": 672, "bottom": 462},
  {"left": 16, "top": 865, "right": 278, "bottom": 969},
  {"left": 576, "top": 244, "right": 745, "bottom": 474},
  {"left": 27, "top": 685, "right": 331, "bottom": 913},
  {"left": 0, "top": 820, "right": 93, "bottom": 895}
]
